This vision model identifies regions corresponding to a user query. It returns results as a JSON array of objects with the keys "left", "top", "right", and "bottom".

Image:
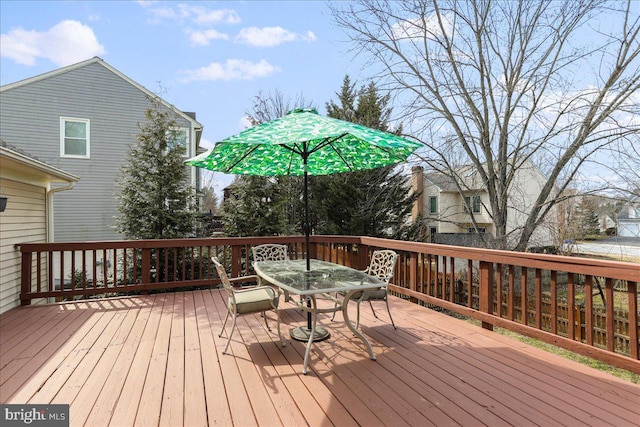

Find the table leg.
[{"left": 342, "top": 291, "right": 376, "bottom": 360}]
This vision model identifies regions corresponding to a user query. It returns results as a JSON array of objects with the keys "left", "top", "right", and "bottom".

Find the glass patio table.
[{"left": 253, "top": 259, "right": 387, "bottom": 374}]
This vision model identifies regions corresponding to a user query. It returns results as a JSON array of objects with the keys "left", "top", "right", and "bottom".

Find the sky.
[{"left": 0, "top": 0, "right": 367, "bottom": 193}]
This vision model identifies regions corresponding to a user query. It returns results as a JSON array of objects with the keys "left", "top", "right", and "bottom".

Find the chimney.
[{"left": 412, "top": 166, "right": 424, "bottom": 220}]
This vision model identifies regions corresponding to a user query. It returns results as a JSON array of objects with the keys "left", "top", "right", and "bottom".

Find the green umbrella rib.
[{"left": 224, "top": 144, "right": 260, "bottom": 173}]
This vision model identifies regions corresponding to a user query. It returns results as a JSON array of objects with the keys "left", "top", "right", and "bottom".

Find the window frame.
[
  {"left": 166, "top": 127, "right": 190, "bottom": 157},
  {"left": 464, "top": 195, "right": 482, "bottom": 214},
  {"left": 60, "top": 117, "right": 90, "bottom": 159}
]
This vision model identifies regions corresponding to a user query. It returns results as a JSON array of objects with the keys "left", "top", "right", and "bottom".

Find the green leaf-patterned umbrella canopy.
[
  {"left": 187, "top": 107, "right": 420, "bottom": 285},
  {"left": 185, "top": 108, "right": 421, "bottom": 176}
]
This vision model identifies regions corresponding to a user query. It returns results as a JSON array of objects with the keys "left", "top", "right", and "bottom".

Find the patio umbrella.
[{"left": 186, "top": 108, "right": 421, "bottom": 338}]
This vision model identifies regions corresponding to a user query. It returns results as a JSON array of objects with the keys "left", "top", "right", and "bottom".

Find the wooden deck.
[{"left": 1, "top": 289, "right": 638, "bottom": 427}]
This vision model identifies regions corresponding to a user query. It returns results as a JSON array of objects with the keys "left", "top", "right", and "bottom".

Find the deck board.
[{"left": 1, "top": 289, "right": 638, "bottom": 427}]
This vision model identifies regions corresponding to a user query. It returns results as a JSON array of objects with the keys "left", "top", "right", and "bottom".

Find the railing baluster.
[
  {"left": 112, "top": 248, "right": 117, "bottom": 286},
  {"left": 508, "top": 265, "right": 515, "bottom": 320},
  {"left": 535, "top": 268, "right": 542, "bottom": 329},
  {"left": 605, "top": 278, "right": 615, "bottom": 352},
  {"left": 36, "top": 252, "right": 42, "bottom": 294},
  {"left": 585, "top": 275, "right": 593, "bottom": 346},
  {"left": 467, "top": 259, "right": 473, "bottom": 309},
  {"left": 496, "top": 264, "right": 503, "bottom": 318},
  {"left": 449, "top": 256, "right": 455, "bottom": 303},
  {"left": 551, "top": 270, "right": 557, "bottom": 335},
  {"left": 47, "top": 251, "right": 53, "bottom": 292},
  {"left": 521, "top": 267, "right": 527, "bottom": 325},
  {"left": 568, "top": 273, "right": 575, "bottom": 340},
  {"left": 70, "top": 250, "right": 76, "bottom": 291}
]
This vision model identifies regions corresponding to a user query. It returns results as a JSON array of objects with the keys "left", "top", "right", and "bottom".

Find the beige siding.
[
  {"left": 507, "top": 163, "right": 556, "bottom": 247},
  {"left": 0, "top": 179, "right": 46, "bottom": 314}
]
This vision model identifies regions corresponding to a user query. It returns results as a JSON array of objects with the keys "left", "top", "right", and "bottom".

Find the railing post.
[
  {"left": 479, "top": 261, "right": 494, "bottom": 331},
  {"left": 309, "top": 239, "right": 318, "bottom": 261},
  {"left": 20, "top": 251, "right": 33, "bottom": 306},
  {"left": 141, "top": 248, "right": 151, "bottom": 285},
  {"left": 629, "top": 281, "right": 638, "bottom": 360},
  {"left": 357, "top": 243, "right": 370, "bottom": 271}
]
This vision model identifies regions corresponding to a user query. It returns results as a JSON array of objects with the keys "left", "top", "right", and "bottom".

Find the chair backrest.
[
  {"left": 252, "top": 244, "right": 289, "bottom": 262},
  {"left": 366, "top": 250, "right": 399, "bottom": 284},
  {"left": 211, "top": 257, "right": 234, "bottom": 297}
]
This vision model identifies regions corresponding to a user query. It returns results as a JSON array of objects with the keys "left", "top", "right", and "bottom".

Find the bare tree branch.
[{"left": 331, "top": 0, "right": 640, "bottom": 250}]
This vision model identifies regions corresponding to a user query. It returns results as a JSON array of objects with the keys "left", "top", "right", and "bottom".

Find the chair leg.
[
  {"left": 355, "top": 300, "right": 361, "bottom": 330},
  {"left": 369, "top": 300, "right": 379, "bottom": 319},
  {"left": 384, "top": 297, "right": 397, "bottom": 329},
  {"left": 263, "top": 309, "right": 271, "bottom": 331},
  {"left": 222, "top": 313, "right": 238, "bottom": 354},
  {"left": 274, "top": 306, "right": 286, "bottom": 347},
  {"left": 330, "top": 296, "right": 340, "bottom": 321},
  {"left": 219, "top": 309, "right": 230, "bottom": 337}
]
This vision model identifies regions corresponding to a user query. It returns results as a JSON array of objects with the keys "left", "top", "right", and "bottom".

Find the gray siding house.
[{"left": 0, "top": 57, "right": 203, "bottom": 242}]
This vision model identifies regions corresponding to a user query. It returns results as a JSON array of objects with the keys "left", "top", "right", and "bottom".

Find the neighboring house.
[
  {"left": 0, "top": 57, "right": 203, "bottom": 242},
  {"left": 560, "top": 192, "right": 620, "bottom": 239},
  {"left": 0, "top": 140, "right": 78, "bottom": 314},
  {"left": 412, "top": 160, "right": 556, "bottom": 248},
  {"left": 617, "top": 198, "right": 640, "bottom": 238}
]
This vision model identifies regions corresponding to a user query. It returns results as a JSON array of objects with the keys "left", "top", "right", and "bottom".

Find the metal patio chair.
[
  {"left": 212, "top": 256, "right": 286, "bottom": 354},
  {"left": 332, "top": 249, "right": 399, "bottom": 329},
  {"left": 252, "top": 244, "right": 292, "bottom": 301}
]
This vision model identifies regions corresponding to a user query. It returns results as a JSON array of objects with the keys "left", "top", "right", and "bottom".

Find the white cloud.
[
  {"left": 189, "top": 7, "right": 240, "bottom": 25},
  {"left": 0, "top": 20, "right": 106, "bottom": 67},
  {"left": 238, "top": 115, "right": 253, "bottom": 130},
  {"left": 391, "top": 13, "right": 452, "bottom": 41},
  {"left": 235, "top": 26, "right": 317, "bottom": 47},
  {"left": 199, "top": 137, "right": 215, "bottom": 150},
  {"left": 304, "top": 31, "right": 318, "bottom": 42},
  {"left": 140, "top": 2, "right": 240, "bottom": 26},
  {"left": 188, "top": 29, "right": 229, "bottom": 46},
  {"left": 179, "top": 59, "right": 280, "bottom": 82}
]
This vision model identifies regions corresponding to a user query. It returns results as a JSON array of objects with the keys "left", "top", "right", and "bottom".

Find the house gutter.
[{"left": 47, "top": 182, "right": 75, "bottom": 242}]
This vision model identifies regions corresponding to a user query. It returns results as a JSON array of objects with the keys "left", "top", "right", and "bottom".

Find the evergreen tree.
[
  {"left": 221, "top": 176, "right": 293, "bottom": 237},
  {"left": 116, "top": 98, "right": 198, "bottom": 240},
  {"left": 310, "top": 75, "right": 422, "bottom": 240},
  {"left": 577, "top": 198, "right": 601, "bottom": 239}
]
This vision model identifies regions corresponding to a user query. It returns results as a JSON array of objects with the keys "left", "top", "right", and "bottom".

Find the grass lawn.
[{"left": 489, "top": 324, "right": 639, "bottom": 384}]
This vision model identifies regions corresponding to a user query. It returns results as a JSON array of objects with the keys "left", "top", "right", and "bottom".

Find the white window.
[
  {"left": 167, "top": 128, "right": 189, "bottom": 156},
  {"left": 60, "top": 117, "right": 90, "bottom": 158},
  {"left": 464, "top": 195, "right": 482, "bottom": 214}
]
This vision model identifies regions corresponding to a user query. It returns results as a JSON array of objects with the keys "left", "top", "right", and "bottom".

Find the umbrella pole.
[
  {"left": 304, "top": 159, "right": 312, "bottom": 330},
  {"left": 289, "top": 155, "right": 330, "bottom": 343},
  {"left": 304, "top": 164, "right": 311, "bottom": 272}
]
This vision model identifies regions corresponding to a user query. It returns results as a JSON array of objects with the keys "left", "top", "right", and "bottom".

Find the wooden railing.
[{"left": 18, "top": 235, "right": 639, "bottom": 373}]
